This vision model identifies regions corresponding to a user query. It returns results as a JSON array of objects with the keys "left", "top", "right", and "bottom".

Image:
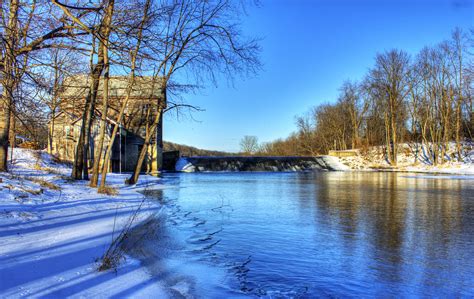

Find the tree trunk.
[
  {"left": 127, "top": 107, "right": 163, "bottom": 185},
  {"left": 0, "top": 0, "right": 19, "bottom": 172},
  {"left": 72, "top": 40, "right": 96, "bottom": 179},
  {"left": 455, "top": 99, "right": 462, "bottom": 159},
  {"left": 0, "top": 87, "right": 13, "bottom": 172},
  {"left": 48, "top": 58, "right": 60, "bottom": 155},
  {"left": 90, "top": 42, "right": 110, "bottom": 187},
  {"left": 72, "top": 0, "right": 114, "bottom": 180},
  {"left": 99, "top": 0, "right": 150, "bottom": 188},
  {"left": 384, "top": 111, "right": 392, "bottom": 164},
  {"left": 391, "top": 112, "right": 398, "bottom": 166},
  {"left": 9, "top": 111, "right": 16, "bottom": 163},
  {"left": 48, "top": 114, "right": 55, "bottom": 154},
  {"left": 82, "top": 51, "right": 106, "bottom": 180},
  {"left": 72, "top": 68, "right": 102, "bottom": 179},
  {"left": 99, "top": 74, "right": 137, "bottom": 188}
]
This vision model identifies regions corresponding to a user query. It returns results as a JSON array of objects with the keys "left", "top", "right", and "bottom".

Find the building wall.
[
  {"left": 50, "top": 112, "right": 77, "bottom": 161},
  {"left": 50, "top": 115, "right": 163, "bottom": 173}
]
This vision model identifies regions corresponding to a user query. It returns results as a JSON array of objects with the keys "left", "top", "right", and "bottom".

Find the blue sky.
[{"left": 164, "top": 0, "right": 473, "bottom": 152}]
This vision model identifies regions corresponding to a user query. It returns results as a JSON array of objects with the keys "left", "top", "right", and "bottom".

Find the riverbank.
[
  {"left": 336, "top": 143, "right": 474, "bottom": 175},
  {"left": 0, "top": 148, "right": 168, "bottom": 297},
  {"left": 2, "top": 147, "right": 472, "bottom": 297}
]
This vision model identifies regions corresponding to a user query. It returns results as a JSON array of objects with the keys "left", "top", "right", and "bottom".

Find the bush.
[{"left": 98, "top": 185, "right": 119, "bottom": 196}]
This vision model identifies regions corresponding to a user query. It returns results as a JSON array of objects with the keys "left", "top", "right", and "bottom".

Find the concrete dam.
[{"left": 174, "top": 156, "right": 349, "bottom": 172}]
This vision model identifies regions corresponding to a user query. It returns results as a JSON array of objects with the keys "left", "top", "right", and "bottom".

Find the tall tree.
[
  {"left": 1, "top": 0, "right": 85, "bottom": 171},
  {"left": 96, "top": 0, "right": 151, "bottom": 188},
  {"left": 52, "top": 0, "right": 116, "bottom": 180},
  {"left": 448, "top": 28, "right": 468, "bottom": 159},
  {"left": 240, "top": 135, "right": 259, "bottom": 154},
  {"left": 367, "top": 50, "right": 411, "bottom": 165},
  {"left": 126, "top": 0, "right": 261, "bottom": 185},
  {"left": 338, "top": 80, "right": 369, "bottom": 149}
]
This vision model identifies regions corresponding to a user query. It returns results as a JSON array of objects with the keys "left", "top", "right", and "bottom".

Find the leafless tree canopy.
[
  {"left": 240, "top": 135, "right": 259, "bottom": 154},
  {"left": 1, "top": 0, "right": 261, "bottom": 185},
  {"left": 259, "top": 29, "right": 473, "bottom": 165}
]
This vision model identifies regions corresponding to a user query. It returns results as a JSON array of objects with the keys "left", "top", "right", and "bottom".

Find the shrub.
[{"left": 98, "top": 185, "right": 119, "bottom": 196}]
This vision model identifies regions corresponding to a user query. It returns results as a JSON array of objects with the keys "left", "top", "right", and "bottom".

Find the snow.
[
  {"left": 0, "top": 148, "right": 169, "bottom": 298},
  {"left": 336, "top": 143, "right": 474, "bottom": 176},
  {"left": 320, "top": 155, "right": 351, "bottom": 171},
  {"left": 2, "top": 145, "right": 472, "bottom": 297}
]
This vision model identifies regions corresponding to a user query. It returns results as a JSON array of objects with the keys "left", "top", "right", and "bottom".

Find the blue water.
[{"left": 154, "top": 172, "right": 474, "bottom": 297}]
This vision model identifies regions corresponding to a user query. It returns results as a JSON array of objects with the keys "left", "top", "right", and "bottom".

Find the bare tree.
[
  {"left": 256, "top": 30, "right": 473, "bottom": 162},
  {"left": 447, "top": 28, "right": 468, "bottom": 159},
  {"left": 96, "top": 0, "right": 151, "bottom": 188},
  {"left": 338, "top": 80, "right": 369, "bottom": 149},
  {"left": 32, "top": 48, "right": 83, "bottom": 154},
  {"left": 52, "top": 0, "right": 116, "bottom": 180},
  {"left": 125, "top": 0, "right": 261, "bottom": 185},
  {"left": 0, "top": 0, "right": 87, "bottom": 171},
  {"left": 367, "top": 50, "right": 411, "bottom": 165},
  {"left": 295, "top": 108, "right": 318, "bottom": 156},
  {"left": 240, "top": 135, "right": 259, "bottom": 154}
]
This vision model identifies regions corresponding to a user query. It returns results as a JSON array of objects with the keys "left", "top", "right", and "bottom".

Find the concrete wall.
[
  {"left": 175, "top": 156, "right": 349, "bottom": 172},
  {"left": 50, "top": 117, "right": 163, "bottom": 173}
]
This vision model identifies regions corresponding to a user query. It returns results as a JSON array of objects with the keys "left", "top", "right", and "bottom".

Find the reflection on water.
[{"left": 156, "top": 172, "right": 474, "bottom": 297}]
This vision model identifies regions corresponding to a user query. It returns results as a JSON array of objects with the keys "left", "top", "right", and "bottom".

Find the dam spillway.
[{"left": 174, "top": 156, "right": 349, "bottom": 172}]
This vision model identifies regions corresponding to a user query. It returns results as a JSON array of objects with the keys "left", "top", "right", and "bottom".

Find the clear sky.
[{"left": 163, "top": 0, "right": 473, "bottom": 152}]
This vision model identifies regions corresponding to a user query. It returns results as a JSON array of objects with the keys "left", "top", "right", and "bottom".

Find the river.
[{"left": 135, "top": 172, "right": 474, "bottom": 298}]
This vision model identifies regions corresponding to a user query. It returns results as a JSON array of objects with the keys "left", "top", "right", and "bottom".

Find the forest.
[
  {"left": 255, "top": 29, "right": 473, "bottom": 166},
  {"left": 1, "top": 0, "right": 260, "bottom": 188}
]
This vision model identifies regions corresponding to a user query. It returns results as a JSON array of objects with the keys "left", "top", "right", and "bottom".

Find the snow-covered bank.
[
  {"left": 336, "top": 143, "right": 474, "bottom": 175},
  {"left": 0, "top": 148, "right": 168, "bottom": 298}
]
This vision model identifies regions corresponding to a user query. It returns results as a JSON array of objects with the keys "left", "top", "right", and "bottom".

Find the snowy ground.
[
  {"left": 0, "top": 148, "right": 170, "bottom": 298},
  {"left": 2, "top": 145, "right": 472, "bottom": 298},
  {"left": 337, "top": 143, "right": 474, "bottom": 175}
]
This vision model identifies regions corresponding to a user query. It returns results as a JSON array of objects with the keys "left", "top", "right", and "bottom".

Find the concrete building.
[{"left": 49, "top": 75, "right": 165, "bottom": 173}]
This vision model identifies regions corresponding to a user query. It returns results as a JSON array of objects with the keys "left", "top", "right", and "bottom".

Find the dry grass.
[
  {"left": 369, "top": 164, "right": 397, "bottom": 170},
  {"left": 55, "top": 174, "right": 75, "bottom": 182},
  {"left": 31, "top": 151, "right": 42, "bottom": 160},
  {"left": 98, "top": 199, "right": 147, "bottom": 272},
  {"left": 33, "top": 164, "right": 63, "bottom": 175},
  {"left": 18, "top": 141, "right": 40, "bottom": 150},
  {"left": 26, "top": 177, "right": 61, "bottom": 191},
  {"left": 98, "top": 255, "right": 122, "bottom": 272},
  {"left": 25, "top": 188, "right": 43, "bottom": 195},
  {"left": 50, "top": 154, "right": 73, "bottom": 166},
  {"left": 16, "top": 186, "right": 43, "bottom": 195},
  {"left": 98, "top": 185, "right": 119, "bottom": 196},
  {"left": 29, "top": 151, "right": 64, "bottom": 175},
  {"left": 2, "top": 174, "right": 44, "bottom": 194}
]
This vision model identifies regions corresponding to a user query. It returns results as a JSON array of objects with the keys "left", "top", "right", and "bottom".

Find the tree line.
[
  {"left": 1, "top": 0, "right": 260, "bottom": 188},
  {"left": 254, "top": 29, "right": 473, "bottom": 165}
]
